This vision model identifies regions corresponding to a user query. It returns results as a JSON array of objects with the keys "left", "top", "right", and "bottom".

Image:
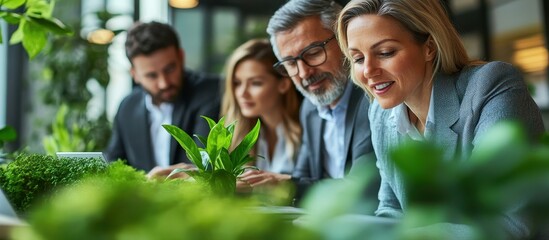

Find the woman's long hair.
[{"left": 221, "top": 39, "right": 302, "bottom": 161}]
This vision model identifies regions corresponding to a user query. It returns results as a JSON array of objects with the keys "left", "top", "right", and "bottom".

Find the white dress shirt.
[
  {"left": 256, "top": 125, "right": 294, "bottom": 174},
  {"left": 317, "top": 81, "right": 353, "bottom": 179},
  {"left": 145, "top": 95, "right": 174, "bottom": 168},
  {"left": 393, "top": 87, "right": 435, "bottom": 141}
]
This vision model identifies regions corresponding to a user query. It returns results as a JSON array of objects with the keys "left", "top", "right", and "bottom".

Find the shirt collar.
[
  {"left": 393, "top": 86, "right": 435, "bottom": 140},
  {"left": 145, "top": 94, "right": 173, "bottom": 113},
  {"left": 317, "top": 80, "right": 353, "bottom": 121}
]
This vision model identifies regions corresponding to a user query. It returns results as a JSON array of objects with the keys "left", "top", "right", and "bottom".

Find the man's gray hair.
[{"left": 267, "top": 0, "right": 342, "bottom": 59}]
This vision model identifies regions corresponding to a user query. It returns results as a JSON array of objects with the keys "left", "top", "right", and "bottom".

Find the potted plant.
[{"left": 162, "top": 116, "right": 260, "bottom": 195}]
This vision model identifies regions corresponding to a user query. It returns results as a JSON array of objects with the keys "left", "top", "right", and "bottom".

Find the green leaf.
[
  {"left": 233, "top": 155, "right": 255, "bottom": 174},
  {"left": 166, "top": 168, "right": 197, "bottom": 179},
  {"left": 541, "top": 132, "right": 549, "bottom": 146},
  {"left": 0, "top": 126, "right": 18, "bottom": 141},
  {"left": 210, "top": 169, "right": 236, "bottom": 196},
  {"left": 2, "top": 0, "right": 26, "bottom": 9},
  {"left": 28, "top": 16, "right": 73, "bottom": 35},
  {"left": 218, "top": 148, "right": 233, "bottom": 172},
  {"left": 235, "top": 165, "right": 259, "bottom": 176},
  {"left": 42, "top": 136, "right": 58, "bottom": 155},
  {"left": 52, "top": 105, "right": 70, "bottom": 150},
  {"left": 226, "top": 121, "right": 236, "bottom": 134},
  {"left": 163, "top": 125, "right": 204, "bottom": 170},
  {"left": 230, "top": 119, "right": 261, "bottom": 166},
  {"left": 199, "top": 149, "right": 211, "bottom": 170},
  {"left": 470, "top": 121, "right": 526, "bottom": 165},
  {"left": 22, "top": 20, "right": 47, "bottom": 58},
  {"left": 2, "top": 12, "right": 22, "bottom": 24},
  {"left": 202, "top": 115, "right": 217, "bottom": 130},
  {"left": 193, "top": 134, "right": 207, "bottom": 147},
  {"left": 206, "top": 121, "right": 227, "bottom": 167},
  {"left": 9, "top": 19, "right": 25, "bottom": 44},
  {"left": 26, "top": 0, "right": 51, "bottom": 17}
]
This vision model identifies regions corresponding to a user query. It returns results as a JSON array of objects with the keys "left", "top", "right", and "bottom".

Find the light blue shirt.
[
  {"left": 393, "top": 87, "right": 435, "bottom": 141},
  {"left": 145, "top": 95, "right": 173, "bottom": 168},
  {"left": 318, "top": 81, "right": 353, "bottom": 178}
]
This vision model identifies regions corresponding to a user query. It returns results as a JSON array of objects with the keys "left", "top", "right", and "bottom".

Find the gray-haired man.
[{"left": 267, "top": 0, "right": 379, "bottom": 206}]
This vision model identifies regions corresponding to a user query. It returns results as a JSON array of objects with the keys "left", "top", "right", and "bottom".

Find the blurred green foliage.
[
  {"left": 0, "top": 126, "right": 17, "bottom": 160},
  {"left": 164, "top": 116, "right": 260, "bottom": 195},
  {"left": 0, "top": 153, "right": 107, "bottom": 213},
  {"left": 0, "top": 0, "right": 72, "bottom": 58},
  {"left": 298, "top": 121, "right": 549, "bottom": 239},
  {"left": 38, "top": 13, "right": 119, "bottom": 153},
  {"left": 4, "top": 121, "right": 549, "bottom": 239},
  {"left": 11, "top": 161, "right": 316, "bottom": 240},
  {"left": 390, "top": 122, "right": 549, "bottom": 239},
  {"left": 42, "top": 104, "right": 97, "bottom": 155}
]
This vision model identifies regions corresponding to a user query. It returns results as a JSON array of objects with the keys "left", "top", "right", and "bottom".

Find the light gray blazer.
[{"left": 369, "top": 61, "right": 545, "bottom": 239}]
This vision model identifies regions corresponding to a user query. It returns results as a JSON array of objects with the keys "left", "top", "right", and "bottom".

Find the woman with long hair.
[
  {"left": 337, "top": 0, "right": 544, "bottom": 238},
  {"left": 222, "top": 39, "right": 302, "bottom": 189}
]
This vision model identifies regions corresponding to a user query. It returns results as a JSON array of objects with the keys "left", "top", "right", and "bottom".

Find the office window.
[{"left": 490, "top": 0, "right": 548, "bottom": 108}]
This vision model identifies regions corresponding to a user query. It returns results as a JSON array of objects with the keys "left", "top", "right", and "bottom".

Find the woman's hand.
[
  {"left": 238, "top": 170, "right": 291, "bottom": 187},
  {"left": 147, "top": 163, "right": 195, "bottom": 180}
]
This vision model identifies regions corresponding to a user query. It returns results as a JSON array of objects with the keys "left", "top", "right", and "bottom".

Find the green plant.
[
  {"left": 295, "top": 122, "right": 549, "bottom": 240},
  {"left": 0, "top": 0, "right": 72, "bottom": 58},
  {"left": 12, "top": 167, "right": 316, "bottom": 240},
  {"left": 42, "top": 104, "right": 97, "bottom": 155},
  {"left": 0, "top": 153, "right": 107, "bottom": 213},
  {"left": 0, "top": 126, "right": 17, "bottom": 160},
  {"left": 163, "top": 116, "right": 261, "bottom": 195},
  {"left": 36, "top": 11, "right": 122, "bottom": 152}
]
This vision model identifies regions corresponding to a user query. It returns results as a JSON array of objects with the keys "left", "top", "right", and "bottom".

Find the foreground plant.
[
  {"left": 12, "top": 169, "right": 316, "bottom": 240},
  {"left": 163, "top": 116, "right": 260, "bottom": 195},
  {"left": 0, "top": 153, "right": 107, "bottom": 212}
]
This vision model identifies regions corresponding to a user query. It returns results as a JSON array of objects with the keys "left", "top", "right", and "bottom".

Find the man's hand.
[{"left": 147, "top": 163, "right": 195, "bottom": 180}]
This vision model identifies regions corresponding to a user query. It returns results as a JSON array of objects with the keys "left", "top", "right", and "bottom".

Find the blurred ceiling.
[
  {"left": 196, "top": 0, "right": 350, "bottom": 15},
  {"left": 197, "top": 0, "right": 288, "bottom": 15}
]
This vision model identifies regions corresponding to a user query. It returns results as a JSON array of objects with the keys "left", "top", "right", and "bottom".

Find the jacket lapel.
[
  {"left": 309, "top": 110, "right": 324, "bottom": 178},
  {"left": 432, "top": 73, "right": 460, "bottom": 160},
  {"left": 169, "top": 86, "right": 190, "bottom": 165},
  {"left": 343, "top": 87, "right": 361, "bottom": 170},
  {"left": 133, "top": 92, "right": 155, "bottom": 170}
]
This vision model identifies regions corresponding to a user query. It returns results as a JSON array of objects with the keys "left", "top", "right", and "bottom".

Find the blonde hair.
[
  {"left": 221, "top": 39, "right": 302, "bottom": 160},
  {"left": 336, "top": 0, "right": 483, "bottom": 94}
]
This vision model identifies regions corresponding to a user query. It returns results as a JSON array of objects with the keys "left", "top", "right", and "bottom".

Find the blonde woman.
[
  {"left": 337, "top": 0, "right": 544, "bottom": 238},
  {"left": 222, "top": 39, "right": 302, "bottom": 189}
]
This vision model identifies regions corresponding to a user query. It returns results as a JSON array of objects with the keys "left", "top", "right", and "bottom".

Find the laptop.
[
  {"left": 0, "top": 188, "right": 17, "bottom": 219},
  {"left": 56, "top": 152, "right": 106, "bottom": 161}
]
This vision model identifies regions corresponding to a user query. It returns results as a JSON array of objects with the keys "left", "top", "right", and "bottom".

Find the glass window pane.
[{"left": 490, "top": 0, "right": 548, "bottom": 108}]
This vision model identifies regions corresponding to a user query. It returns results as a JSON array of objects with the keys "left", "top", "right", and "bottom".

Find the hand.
[
  {"left": 236, "top": 178, "right": 254, "bottom": 193},
  {"left": 238, "top": 170, "right": 291, "bottom": 187},
  {"left": 147, "top": 163, "right": 195, "bottom": 180}
]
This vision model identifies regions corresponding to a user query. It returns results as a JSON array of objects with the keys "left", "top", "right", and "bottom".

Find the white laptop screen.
[
  {"left": 56, "top": 152, "right": 106, "bottom": 161},
  {"left": 0, "top": 188, "right": 17, "bottom": 218}
]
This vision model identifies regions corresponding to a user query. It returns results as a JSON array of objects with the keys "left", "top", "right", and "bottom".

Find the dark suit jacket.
[
  {"left": 104, "top": 70, "right": 221, "bottom": 171},
  {"left": 292, "top": 83, "right": 380, "bottom": 206}
]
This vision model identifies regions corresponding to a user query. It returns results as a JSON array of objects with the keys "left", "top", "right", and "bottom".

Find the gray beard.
[{"left": 296, "top": 70, "right": 348, "bottom": 107}]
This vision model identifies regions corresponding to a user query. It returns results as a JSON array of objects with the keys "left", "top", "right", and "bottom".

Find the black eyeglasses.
[{"left": 273, "top": 35, "right": 336, "bottom": 77}]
